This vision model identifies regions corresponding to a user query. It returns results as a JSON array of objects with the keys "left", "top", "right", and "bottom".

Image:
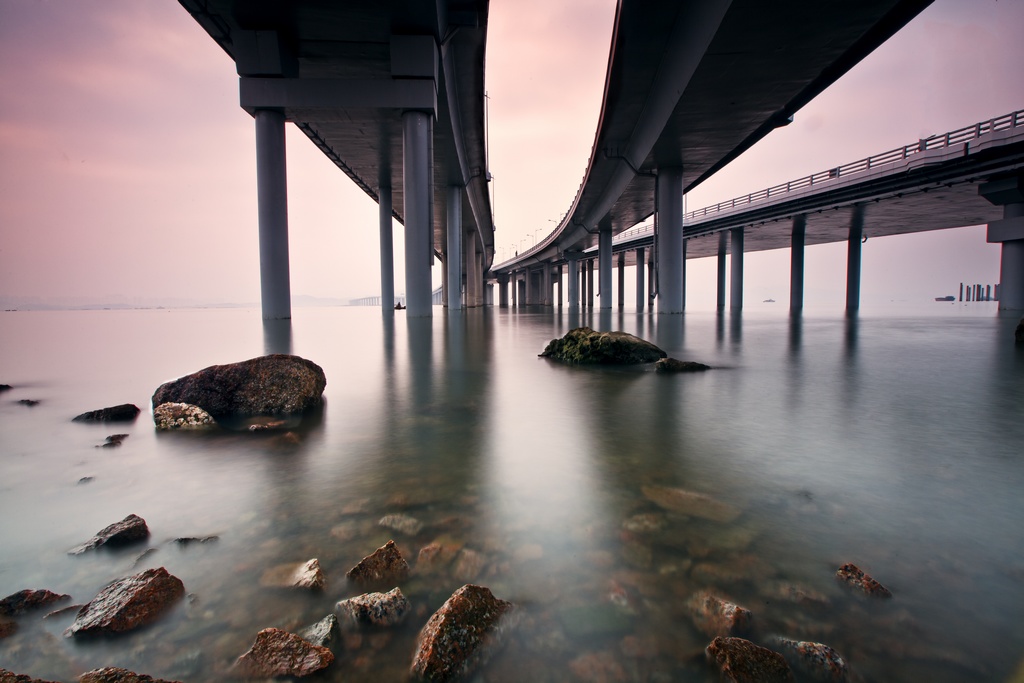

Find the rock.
[
  {"left": 0, "top": 384, "right": 11, "bottom": 392},
  {"left": 17, "top": 399, "right": 40, "bottom": 407},
  {"left": 539, "top": 327, "right": 667, "bottom": 365},
  {"left": 172, "top": 536, "right": 218, "bottom": 546},
  {"left": 379, "top": 513, "right": 424, "bottom": 536},
  {"left": 760, "top": 581, "right": 830, "bottom": 608},
  {"left": 410, "top": 584, "right": 515, "bottom": 682},
  {"left": 0, "top": 589, "right": 71, "bottom": 616},
  {"left": 686, "top": 591, "right": 752, "bottom": 638},
  {"left": 416, "top": 541, "right": 462, "bottom": 574},
  {"left": 298, "top": 614, "right": 339, "bottom": 648},
  {"left": 65, "top": 567, "right": 184, "bottom": 637},
  {"left": 69, "top": 514, "right": 150, "bottom": 554},
  {"left": 346, "top": 540, "right": 410, "bottom": 584},
  {"left": 557, "top": 603, "right": 633, "bottom": 639},
  {"left": 770, "top": 637, "right": 850, "bottom": 682},
  {"left": 335, "top": 587, "right": 410, "bottom": 629},
  {"left": 622, "top": 513, "right": 666, "bottom": 533},
  {"left": 77, "top": 477, "right": 94, "bottom": 485},
  {"left": 0, "top": 669, "right": 58, "bottom": 683},
  {"left": 453, "top": 548, "right": 487, "bottom": 582},
  {"left": 0, "top": 619, "right": 16, "bottom": 639},
  {"left": 79, "top": 668, "right": 183, "bottom": 683},
  {"left": 232, "top": 627, "right": 334, "bottom": 678},
  {"left": 641, "top": 485, "right": 740, "bottom": 523},
  {"left": 835, "top": 563, "right": 891, "bottom": 598},
  {"left": 1016, "top": 317, "right": 1024, "bottom": 343},
  {"left": 151, "top": 354, "right": 326, "bottom": 419},
  {"left": 98, "top": 434, "right": 129, "bottom": 448},
  {"left": 73, "top": 404, "right": 140, "bottom": 422},
  {"left": 568, "top": 651, "right": 628, "bottom": 683},
  {"left": 260, "top": 559, "right": 325, "bottom": 590},
  {"left": 153, "top": 403, "right": 217, "bottom": 430},
  {"left": 655, "top": 357, "right": 711, "bottom": 372},
  {"left": 705, "top": 637, "right": 795, "bottom": 683}
]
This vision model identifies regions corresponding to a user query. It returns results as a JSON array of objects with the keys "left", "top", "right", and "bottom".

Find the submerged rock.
[
  {"left": 69, "top": 514, "right": 150, "bottom": 555},
  {"left": 73, "top": 404, "right": 140, "bottom": 423},
  {"left": 410, "top": 584, "right": 515, "bottom": 682},
  {"left": 706, "top": 636, "right": 795, "bottom": 683},
  {"left": 153, "top": 403, "right": 217, "bottom": 430},
  {"left": 260, "top": 559, "right": 325, "bottom": 590},
  {"left": 687, "top": 591, "right": 752, "bottom": 638},
  {"left": 655, "top": 357, "right": 712, "bottom": 372},
  {"left": 98, "top": 434, "right": 129, "bottom": 448},
  {"left": 0, "top": 620, "right": 16, "bottom": 639},
  {"left": 233, "top": 628, "right": 334, "bottom": 678},
  {"left": 1016, "top": 317, "right": 1024, "bottom": 343},
  {"left": 66, "top": 567, "right": 184, "bottom": 637},
  {"left": 17, "top": 399, "right": 40, "bottom": 407},
  {"left": 379, "top": 513, "right": 424, "bottom": 536},
  {"left": 641, "top": 485, "right": 740, "bottom": 523},
  {"left": 835, "top": 563, "right": 891, "bottom": 598},
  {"left": 298, "top": 614, "right": 340, "bottom": 648},
  {"left": 0, "top": 384, "right": 11, "bottom": 392},
  {"left": 79, "top": 668, "right": 183, "bottom": 683},
  {"left": 151, "top": 354, "right": 326, "bottom": 419},
  {"left": 770, "top": 637, "right": 850, "bottom": 682},
  {"left": 346, "top": 540, "right": 410, "bottom": 584},
  {"left": 336, "top": 587, "right": 410, "bottom": 629},
  {"left": 0, "top": 589, "right": 71, "bottom": 617},
  {"left": 539, "top": 327, "right": 667, "bottom": 365}
]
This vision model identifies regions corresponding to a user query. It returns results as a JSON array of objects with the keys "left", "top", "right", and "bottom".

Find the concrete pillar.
[
  {"left": 511, "top": 272, "right": 518, "bottom": 307},
  {"left": 617, "top": 252, "right": 626, "bottom": 307},
  {"left": 587, "top": 260, "right": 595, "bottom": 308},
  {"left": 465, "top": 236, "right": 482, "bottom": 307},
  {"left": 846, "top": 205, "right": 864, "bottom": 314},
  {"left": 379, "top": 185, "right": 394, "bottom": 313},
  {"left": 403, "top": 110, "right": 433, "bottom": 317},
  {"left": 636, "top": 248, "right": 646, "bottom": 311},
  {"left": 599, "top": 223, "right": 613, "bottom": 310},
  {"left": 790, "top": 214, "right": 806, "bottom": 315},
  {"left": 446, "top": 186, "right": 462, "bottom": 310},
  {"left": 542, "top": 264, "right": 553, "bottom": 306},
  {"left": 255, "top": 109, "right": 291, "bottom": 320},
  {"left": 498, "top": 275, "right": 508, "bottom": 308},
  {"left": 556, "top": 265, "right": 563, "bottom": 306},
  {"left": 647, "top": 254, "right": 655, "bottom": 305},
  {"left": 981, "top": 176, "right": 1024, "bottom": 309},
  {"left": 657, "top": 168, "right": 684, "bottom": 314},
  {"left": 717, "top": 231, "right": 727, "bottom": 310},
  {"left": 730, "top": 227, "right": 744, "bottom": 311},
  {"left": 568, "top": 256, "right": 579, "bottom": 310},
  {"left": 525, "top": 268, "right": 534, "bottom": 305}
]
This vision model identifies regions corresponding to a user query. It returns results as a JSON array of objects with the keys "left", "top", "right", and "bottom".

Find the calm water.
[{"left": 1, "top": 305, "right": 1022, "bottom": 682}]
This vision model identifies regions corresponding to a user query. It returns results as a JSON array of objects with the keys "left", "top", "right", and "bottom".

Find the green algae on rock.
[{"left": 540, "top": 327, "right": 667, "bottom": 365}]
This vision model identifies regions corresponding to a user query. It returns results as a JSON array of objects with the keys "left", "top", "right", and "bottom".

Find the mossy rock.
[{"left": 540, "top": 327, "right": 666, "bottom": 365}]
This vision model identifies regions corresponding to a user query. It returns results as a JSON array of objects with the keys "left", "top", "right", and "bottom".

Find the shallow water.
[{"left": 1, "top": 305, "right": 1022, "bottom": 681}]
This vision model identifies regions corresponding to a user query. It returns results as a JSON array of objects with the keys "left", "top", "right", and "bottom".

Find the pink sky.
[{"left": 0, "top": 0, "right": 1021, "bottom": 308}]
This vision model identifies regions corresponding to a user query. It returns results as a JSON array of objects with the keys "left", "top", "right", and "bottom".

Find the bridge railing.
[{"left": 683, "top": 108, "right": 1024, "bottom": 221}]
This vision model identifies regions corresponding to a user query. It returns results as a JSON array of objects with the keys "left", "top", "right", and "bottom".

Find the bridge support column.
[
  {"left": 846, "top": 205, "right": 864, "bottom": 314},
  {"left": 466, "top": 236, "right": 482, "bottom": 307},
  {"left": 567, "top": 256, "right": 579, "bottom": 310},
  {"left": 730, "top": 227, "right": 744, "bottom": 311},
  {"left": 543, "top": 264, "right": 553, "bottom": 306},
  {"left": 498, "top": 274, "right": 508, "bottom": 308},
  {"left": 636, "top": 248, "right": 646, "bottom": 311},
  {"left": 255, "top": 109, "right": 291, "bottom": 320},
  {"left": 446, "top": 186, "right": 462, "bottom": 310},
  {"left": 378, "top": 185, "right": 394, "bottom": 313},
  {"left": 717, "top": 231, "right": 727, "bottom": 310},
  {"left": 647, "top": 254, "right": 655, "bottom": 306},
  {"left": 511, "top": 272, "right": 518, "bottom": 307},
  {"left": 617, "top": 252, "right": 626, "bottom": 307},
  {"left": 657, "top": 168, "right": 684, "bottom": 314},
  {"left": 981, "top": 177, "right": 1024, "bottom": 310},
  {"left": 587, "top": 260, "right": 595, "bottom": 308},
  {"left": 599, "top": 222, "right": 613, "bottom": 310},
  {"left": 403, "top": 110, "right": 433, "bottom": 317},
  {"left": 556, "top": 265, "right": 563, "bottom": 306},
  {"left": 790, "top": 214, "right": 806, "bottom": 315}
]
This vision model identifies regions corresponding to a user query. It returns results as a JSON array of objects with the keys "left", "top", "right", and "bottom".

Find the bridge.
[
  {"left": 499, "top": 109, "right": 1024, "bottom": 312},
  {"left": 179, "top": 0, "right": 493, "bottom": 319}
]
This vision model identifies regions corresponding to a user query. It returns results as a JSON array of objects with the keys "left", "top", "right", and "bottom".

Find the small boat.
[{"left": 934, "top": 296, "right": 955, "bottom": 302}]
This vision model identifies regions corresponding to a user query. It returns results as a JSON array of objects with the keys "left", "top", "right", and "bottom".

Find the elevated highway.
[
  {"left": 180, "top": 0, "right": 493, "bottom": 318},
  {"left": 491, "top": 0, "right": 940, "bottom": 311}
]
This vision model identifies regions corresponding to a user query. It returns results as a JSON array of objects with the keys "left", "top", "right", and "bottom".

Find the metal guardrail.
[{"left": 683, "top": 108, "right": 1024, "bottom": 221}]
